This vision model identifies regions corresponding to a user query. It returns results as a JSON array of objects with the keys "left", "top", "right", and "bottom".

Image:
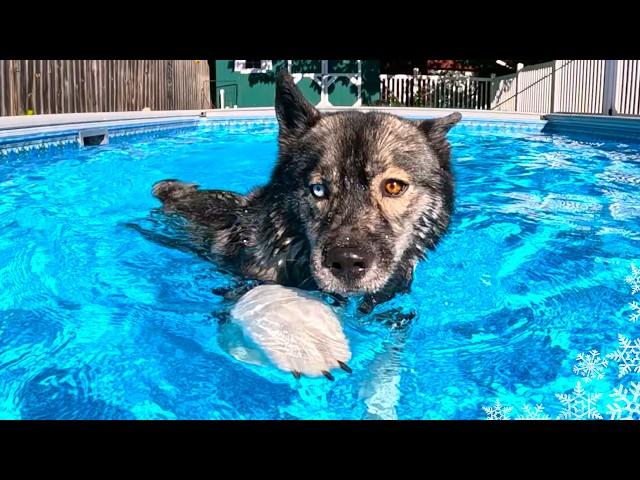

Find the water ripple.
[{"left": 1, "top": 123, "right": 639, "bottom": 418}]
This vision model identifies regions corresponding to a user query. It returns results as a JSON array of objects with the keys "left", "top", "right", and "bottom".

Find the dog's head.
[{"left": 271, "top": 71, "right": 460, "bottom": 296}]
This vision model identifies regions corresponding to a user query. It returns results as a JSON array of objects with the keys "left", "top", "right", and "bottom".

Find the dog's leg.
[
  {"left": 152, "top": 179, "right": 246, "bottom": 223},
  {"left": 371, "top": 309, "right": 417, "bottom": 329},
  {"left": 152, "top": 179, "right": 199, "bottom": 203},
  {"left": 215, "top": 284, "right": 353, "bottom": 380},
  {"left": 123, "top": 221, "right": 216, "bottom": 263},
  {"left": 356, "top": 267, "right": 416, "bottom": 419},
  {"left": 211, "top": 279, "right": 266, "bottom": 301},
  {"left": 358, "top": 314, "right": 413, "bottom": 420},
  {"left": 360, "top": 328, "right": 410, "bottom": 420}
]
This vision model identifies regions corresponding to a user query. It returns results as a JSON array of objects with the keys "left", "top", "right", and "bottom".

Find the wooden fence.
[{"left": 0, "top": 60, "right": 211, "bottom": 116}]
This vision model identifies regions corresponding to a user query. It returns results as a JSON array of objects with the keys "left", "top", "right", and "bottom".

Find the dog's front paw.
[{"left": 231, "top": 285, "right": 352, "bottom": 380}]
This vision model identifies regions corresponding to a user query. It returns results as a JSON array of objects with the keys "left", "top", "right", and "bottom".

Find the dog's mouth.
[{"left": 321, "top": 281, "right": 371, "bottom": 296}]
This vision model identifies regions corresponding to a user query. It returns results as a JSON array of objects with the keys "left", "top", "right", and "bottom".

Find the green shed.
[{"left": 214, "top": 60, "right": 380, "bottom": 108}]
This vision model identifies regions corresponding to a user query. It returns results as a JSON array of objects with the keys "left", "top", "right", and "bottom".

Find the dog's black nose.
[{"left": 324, "top": 247, "right": 372, "bottom": 281}]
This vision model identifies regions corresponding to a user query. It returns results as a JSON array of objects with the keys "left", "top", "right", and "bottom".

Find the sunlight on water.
[{"left": 1, "top": 119, "right": 639, "bottom": 419}]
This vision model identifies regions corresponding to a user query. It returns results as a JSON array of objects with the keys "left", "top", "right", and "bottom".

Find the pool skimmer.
[{"left": 78, "top": 129, "right": 109, "bottom": 147}]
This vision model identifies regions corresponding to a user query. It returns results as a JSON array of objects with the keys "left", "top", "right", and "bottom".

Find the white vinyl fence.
[
  {"left": 491, "top": 59, "right": 640, "bottom": 115},
  {"left": 379, "top": 73, "right": 492, "bottom": 109},
  {"left": 551, "top": 60, "right": 606, "bottom": 114},
  {"left": 380, "top": 60, "right": 640, "bottom": 116},
  {"left": 491, "top": 60, "right": 609, "bottom": 114},
  {"left": 615, "top": 60, "right": 640, "bottom": 115},
  {"left": 491, "top": 62, "right": 555, "bottom": 113}
]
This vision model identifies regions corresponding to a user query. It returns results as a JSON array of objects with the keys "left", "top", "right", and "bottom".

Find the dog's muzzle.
[{"left": 323, "top": 246, "right": 373, "bottom": 283}]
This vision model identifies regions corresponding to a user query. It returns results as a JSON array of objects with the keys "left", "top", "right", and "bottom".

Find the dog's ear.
[
  {"left": 275, "top": 70, "right": 321, "bottom": 139},
  {"left": 416, "top": 112, "right": 461, "bottom": 153},
  {"left": 416, "top": 112, "right": 462, "bottom": 144}
]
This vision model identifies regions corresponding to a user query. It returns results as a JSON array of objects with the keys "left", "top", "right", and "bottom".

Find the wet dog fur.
[{"left": 149, "top": 71, "right": 461, "bottom": 315}]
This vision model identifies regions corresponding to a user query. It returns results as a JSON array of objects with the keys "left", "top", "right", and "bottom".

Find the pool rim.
[
  {"left": 0, "top": 107, "right": 546, "bottom": 151},
  {"left": 1, "top": 107, "right": 640, "bottom": 150}
]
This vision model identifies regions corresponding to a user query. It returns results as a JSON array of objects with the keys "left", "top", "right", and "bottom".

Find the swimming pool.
[{"left": 1, "top": 117, "right": 639, "bottom": 420}]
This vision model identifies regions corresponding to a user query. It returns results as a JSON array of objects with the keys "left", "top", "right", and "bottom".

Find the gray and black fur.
[{"left": 149, "top": 71, "right": 461, "bottom": 314}]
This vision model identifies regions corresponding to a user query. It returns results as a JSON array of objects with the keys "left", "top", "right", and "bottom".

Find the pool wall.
[
  {"left": 0, "top": 108, "right": 544, "bottom": 153},
  {"left": 2, "top": 108, "right": 639, "bottom": 152},
  {"left": 543, "top": 113, "right": 640, "bottom": 142}
]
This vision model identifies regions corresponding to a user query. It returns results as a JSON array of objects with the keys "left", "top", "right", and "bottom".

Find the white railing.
[
  {"left": 492, "top": 60, "right": 607, "bottom": 114},
  {"left": 492, "top": 60, "right": 640, "bottom": 115},
  {"left": 491, "top": 61, "right": 555, "bottom": 113},
  {"left": 489, "top": 72, "right": 517, "bottom": 111},
  {"left": 552, "top": 60, "right": 606, "bottom": 114},
  {"left": 380, "top": 60, "right": 640, "bottom": 116},
  {"left": 615, "top": 60, "right": 640, "bottom": 115},
  {"left": 379, "top": 73, "right": 492, "bottom": 109}
]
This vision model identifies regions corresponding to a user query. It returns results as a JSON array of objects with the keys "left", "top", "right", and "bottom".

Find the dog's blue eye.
[{"left": 310, "top": 184, "right": 327, "bottom": 199}]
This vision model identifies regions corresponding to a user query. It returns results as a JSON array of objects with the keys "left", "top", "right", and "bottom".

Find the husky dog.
[{"left": 150, "top": 71, "right": 460, "bottom": 316}]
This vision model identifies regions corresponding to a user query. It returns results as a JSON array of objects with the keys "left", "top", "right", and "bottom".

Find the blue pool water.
[{"left": 1, "top": 118, "right": 640, "bottom": 420}]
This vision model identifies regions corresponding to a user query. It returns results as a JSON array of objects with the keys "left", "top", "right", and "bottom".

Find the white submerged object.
[{"left": 230, "top": 284, "right": 351, "bottom": 378}]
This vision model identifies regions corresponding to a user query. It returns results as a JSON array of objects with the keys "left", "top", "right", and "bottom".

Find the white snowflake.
[
  {"left": 606, "top": 334, "right": 640, "bottom": 378},
  {"left": 607, "top": 382, "right": 640, "bottom": 420},
  {"left": 629, "top": 301, "right": 640, "bottom": 323},
  {"left": 516, "top": 404, "right": 550, "bottom": 420},
  {"left": 626, "top": 263, "right": 640, "bottom": 295},
  {"left": 483, "top": 399, "right": 513, "bottom": 420},
  {"left": 555, "top": 380, "right": 603, "bottom": 420},
  {"left": 573, "top": 349, "right": 608, "bottom": 382}
]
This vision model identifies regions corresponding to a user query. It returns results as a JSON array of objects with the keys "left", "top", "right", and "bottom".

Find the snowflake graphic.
[
  {"left": 516, "top": 404, "right": 550, "bottom": 420},
  {"left": 626, "top": 263, "right": 640, "bottom": 295},
  {"left": 606, "top": 334, "right": 640, "bottom": 378},
  {"left": 482, "top": 399, "right": 513, "bottom": 420},
  {"left": 555, "top": 380, "right": 603, "bottom": 420},
  {"left": 607, "top": 382, "right": 640, "bottom": 420},
  {"left": 630, "top": 301, "right": 640, "bottom": 323},
  {"left": 573, "top": 350, "right": 608, "bottom": 382}
]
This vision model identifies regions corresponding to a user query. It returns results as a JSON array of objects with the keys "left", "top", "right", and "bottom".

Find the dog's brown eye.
[{"left": 383, "top": 179, "right": 408, "bottom": 197}]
